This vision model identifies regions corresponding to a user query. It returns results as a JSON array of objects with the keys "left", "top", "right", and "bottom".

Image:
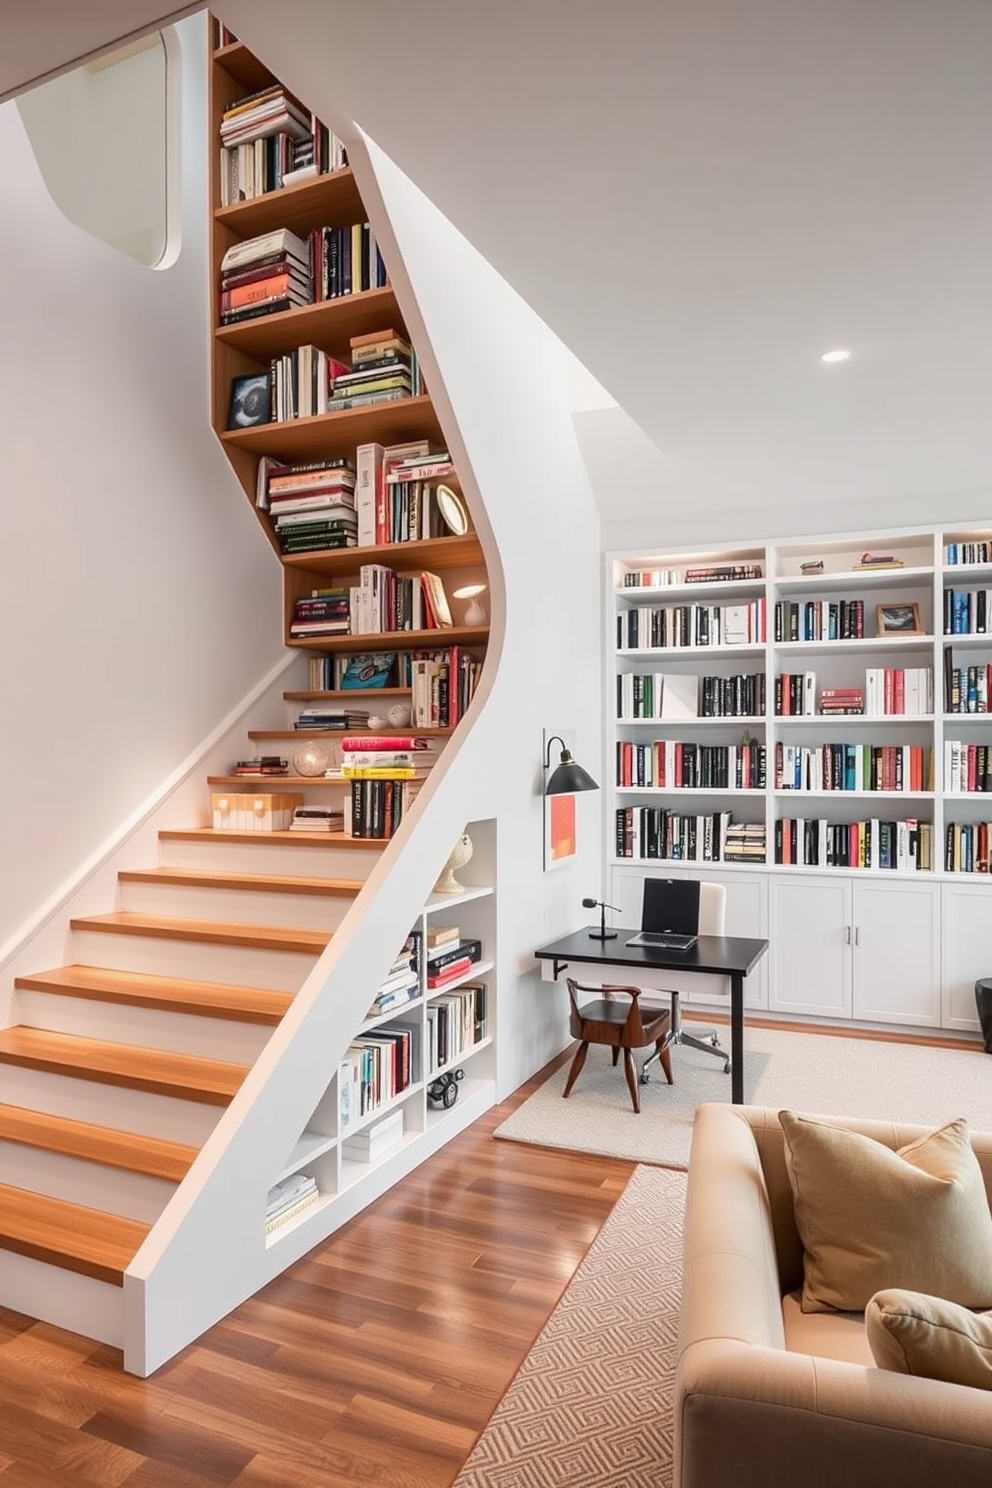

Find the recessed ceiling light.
[{"left": 820, "top": 348, "right": 851, "bottom": 364}]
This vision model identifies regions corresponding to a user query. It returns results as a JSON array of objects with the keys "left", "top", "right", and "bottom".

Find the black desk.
[{"left": 534, "top": 927, "right": 769, "bottom": 1105}]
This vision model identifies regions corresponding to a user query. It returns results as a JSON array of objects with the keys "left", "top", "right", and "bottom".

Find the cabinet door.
[
  {"left": 852, "top": 880, "right": 940, "bottom": 1027},
  {"left": 769, "top": 875, "right": 853, "bottom": 1017},
  {"left": 941, "top": 882, "right": 992, "bottom": 1033},
  {"left": 701, "top": 869, "right": 768, "bottom": 1009}
]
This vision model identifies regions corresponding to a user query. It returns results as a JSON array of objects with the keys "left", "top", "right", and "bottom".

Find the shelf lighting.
[{"left": 820, "top": 348, "right": 851, "bottom": 364}]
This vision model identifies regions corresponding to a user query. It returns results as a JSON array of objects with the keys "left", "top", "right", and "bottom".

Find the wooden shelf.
[
  {"left": 287, "top": 625, "right": 489, "bottom": 654},
  {"left": 248, "top": 728, "right": 453, "bottom": 741},
  {"left": 214, "top": 166, "right": 366, "bottom": 240},
  {"left": 283, "top": 688, "right": 411, "bottom": 701},
  {"left": 213, "top": 41, "right": 275, "bottom": 96},
  {"left": 214, "top": 287, "right": 410, "bottom": 364},
  {"left": 220, "top": 394, "right": 444, "bottom": 459},
  {"left": 281, "top": 534, "right": 483, "bottom": 578}
]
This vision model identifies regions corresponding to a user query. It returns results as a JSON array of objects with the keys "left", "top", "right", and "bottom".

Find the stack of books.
[
  {"left": 219, "top": 85, "right": 313, "bottom": 205},
  {"left": 308, "top": 225, "right": 388, "bottom": 302},
  {"left": 232, "top": 756, "right": 288, "bottom": 777},
  {"left": 289, "top": 589, "right": 351, "bottom": 637},
  {"left": 367, "top": 937, "right": 420, "bottom": 1018},
  {"left": 424, "top": 938, "right": 483, "bottom": 990},
  {"left": 265, "top": 1172, "right": 319, "bottom": 1234},
  {"left": 819, "top": 687, "right": 865, "bottom": 715},
  {"left": 289, "top": 807, "right": 343, "bottom": 833},
  {"left": 342, "top": 1109, "right": 405, "bottom": 1165},
  {"left": 294, "top": 706, "right": 370, "bottom": 730},
  {"left": 340, "top": 734, "right": 439, "bottom": 782},
  {"left": 328, "top": 329, "right": 418, "bottom": 412},
  {"left": 722, "top": 821, "right": 767, "bottom": 862},
  {"left": 219, "top": 227, "right": 312, "bottom": 325},
  {"left": 261, "top": 457, "right": 357, "bottom": 554}
]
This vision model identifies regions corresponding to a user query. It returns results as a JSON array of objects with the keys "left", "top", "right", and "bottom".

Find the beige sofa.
[{"left": 675, "top": 1103, "right": 992, "bottom": 1488}]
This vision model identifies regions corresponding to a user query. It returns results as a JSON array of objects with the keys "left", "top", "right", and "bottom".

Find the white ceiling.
[{"left": 6, "top": 0, "right": 992, "bottom": 538}]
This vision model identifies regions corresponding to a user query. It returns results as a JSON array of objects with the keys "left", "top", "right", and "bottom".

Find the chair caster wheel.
[
  {"left": 710, "top": 1034, "right": 719, "bottom": 1046},
  {"left": 723, "top": 1061, "right": 731, "bottom": 1075},
  {"left": 639, "top": 1072, "right": 650, "bottom": 1085}
]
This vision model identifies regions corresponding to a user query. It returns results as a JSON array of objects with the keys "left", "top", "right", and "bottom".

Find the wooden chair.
[{"left": 563, "top": 978, "right": 673, "bottom": 1114}]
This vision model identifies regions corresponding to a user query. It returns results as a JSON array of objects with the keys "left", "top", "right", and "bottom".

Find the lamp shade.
[{"left": 545, "top": 736, "right": 599, "bottom": 795}]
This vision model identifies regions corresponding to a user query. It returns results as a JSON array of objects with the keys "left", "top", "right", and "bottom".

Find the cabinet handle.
[
  {"left": 845, "top": 925, "right": 852, "bottom": 945},
  {"left": 855, "top": 926, "right": 861, "bottom": 947}
]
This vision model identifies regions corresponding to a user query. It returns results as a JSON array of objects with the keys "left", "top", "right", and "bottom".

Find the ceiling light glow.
[{"left": 820, "top": 348, "right": 851, "bottom": 364}]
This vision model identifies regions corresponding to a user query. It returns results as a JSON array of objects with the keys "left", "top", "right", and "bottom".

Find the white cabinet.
[
  {"left": 941, "top": 881, "right": 991, "bottom": 1032},
  {"left": 769, "top": 875, "right": 939, "bottom": 1026},
  {"left": 769, "top": 875, "right": 853, "bottom": 1018}
]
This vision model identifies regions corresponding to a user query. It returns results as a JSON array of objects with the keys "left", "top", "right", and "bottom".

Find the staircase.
[{"left": 0, "top": 823, "right": 384, "bottom": 1348}]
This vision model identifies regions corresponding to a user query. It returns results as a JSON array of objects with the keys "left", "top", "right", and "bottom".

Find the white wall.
[{"left": 0, "top": 14, "right": 286, "bottom": 954}]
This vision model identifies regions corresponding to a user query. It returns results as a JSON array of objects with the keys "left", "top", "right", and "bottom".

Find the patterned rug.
[
  {"left": 451, "top": 1164, "right": 686, "bottom": 1488},
  {"left": 493, "top": 1025, "right": 992, "bottom": 1167}
]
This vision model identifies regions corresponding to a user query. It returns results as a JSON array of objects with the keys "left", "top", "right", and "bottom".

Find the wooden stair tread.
[
  {"left": 117, "top": 867, "right": 364, "bottom": 897},
  {"left": 0, "top": 1103, "right": 196, "bottom": 1182},
  {"left": 0, "top": 1028, "right": 249, "bottom": 1104},
  {"left": 158, "top": 827, "right": 385, "bottom": 848},
  {"left": 15, "top": 965, "right": 293, "bottom": 1025},
  {"left": 0, "top": 1182, "right": 150, "bottom": 1285},
  {"left": 69, "top": 912, "right": 330, "bottom": 954}
]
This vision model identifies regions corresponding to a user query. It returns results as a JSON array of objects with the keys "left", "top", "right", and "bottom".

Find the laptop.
[{"left": 625, "top": 877, "right": 700, "bottom": 951}]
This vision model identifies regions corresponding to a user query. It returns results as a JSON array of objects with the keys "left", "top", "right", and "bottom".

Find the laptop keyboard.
[{"left": 626, "top": 931, "right": 697, "bottom": 951}]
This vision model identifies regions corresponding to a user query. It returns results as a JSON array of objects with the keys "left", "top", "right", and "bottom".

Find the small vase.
[{"left": 434, "top": 833, "right": 474, "bottom": 894}]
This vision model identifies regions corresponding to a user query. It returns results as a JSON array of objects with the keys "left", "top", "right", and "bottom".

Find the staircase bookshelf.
[
  {"left": 607, "top": 525, "right": 992, "bottom": 1035},
  {"left": 0, "top": 20, "right": 496, "bottom": 1374}
]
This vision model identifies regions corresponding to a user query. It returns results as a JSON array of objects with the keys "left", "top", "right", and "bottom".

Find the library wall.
[{"left": 0, "top": 15, "right": 285, "bottom": 950}]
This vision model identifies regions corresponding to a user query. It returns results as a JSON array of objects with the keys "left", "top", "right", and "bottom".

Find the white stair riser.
[
  {"left": 117, "top": 880, "right": 357, "bottom": 932},
  {"left": 70, "top": 929, "right": 319, "bottom": 991},
  {"left": 14, "top": 990, "right": 273, "bottom": 1063},
  {"left": 0, "top": 1142, "right": 177, "bottom": 1223},
  {"left": 0, "top": 1250, "right": 123, "bottom": 1348},
  {"left": 0, "top": 1066, "right": 222, "bottom": 1144},
  {"left": 158, "top": 837, "right": 381, "bottom": 879}
]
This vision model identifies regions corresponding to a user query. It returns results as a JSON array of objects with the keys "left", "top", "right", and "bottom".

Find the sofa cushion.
[
  {"left": 779, "top": 1112, "right": 992, "bottom": 1313},
  {"left": 867, "top": 1288, "right": 992, "bottom": 1389}
]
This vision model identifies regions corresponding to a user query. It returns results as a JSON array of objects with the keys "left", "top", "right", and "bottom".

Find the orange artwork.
[{"left": 546, "top": 792, "right": 577, "bottom": 869}]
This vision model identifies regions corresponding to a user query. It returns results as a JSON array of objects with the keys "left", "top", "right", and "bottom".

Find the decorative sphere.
[
  {"left": 387, "top": 702, "right": 412, "bottom": 727},
  {"left": 433, "top": 833, "right": 474, "bottom": 894},
  {"left": 293, "top": 740, "right": 334, "bottom": 777}
]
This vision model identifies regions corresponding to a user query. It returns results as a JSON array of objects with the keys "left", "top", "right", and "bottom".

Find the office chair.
[
  {"left": 640, "top": 880, "right": 731, "bottom": 1082},
  {"left": 563, "top": 978, "right": 673, "bottom": 1114}
]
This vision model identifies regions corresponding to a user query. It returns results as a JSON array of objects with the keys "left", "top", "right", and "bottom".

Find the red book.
[
  {"left": 341, "top": 736, "right": 432, "bottom": 752},
  {"left": 427, "top": 957, "right": 472, "bottom": 989},
  {"left": 222, "top": 272, "right": 298, "bottom": 311}
]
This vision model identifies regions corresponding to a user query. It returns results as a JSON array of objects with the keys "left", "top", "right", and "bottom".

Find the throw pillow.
[
  {"left": 779, "top": 1112, "right": 992, "bottom": 1313},
  {"left": 866, "top": 1288, "right": 992, "bottom": 1390}
]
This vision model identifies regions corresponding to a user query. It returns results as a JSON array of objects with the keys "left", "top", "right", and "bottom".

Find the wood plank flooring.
[{"left": 0, "top": 1049, "right": 636, "bottom": 1487}]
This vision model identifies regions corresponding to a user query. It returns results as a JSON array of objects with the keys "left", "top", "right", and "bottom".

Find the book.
[
  {"left": 265, "top": 1188, "right": 320, "bottom": 1233},
  {"left": 228, "top": 373, "right": 271, "bottom": 429},
  {"left": 660, "top": 673, "right": 699, "bottom": 719},
  {"left": 221, "top": 228, "right": 310, "bottom": 272}
]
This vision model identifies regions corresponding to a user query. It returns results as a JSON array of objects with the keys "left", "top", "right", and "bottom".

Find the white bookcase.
[
  {"left": 264, "top": 817, "right": 497, "bottom": 1247},
  {"left": 605, "top": 526, "right": 992, "bottom": 1035}
]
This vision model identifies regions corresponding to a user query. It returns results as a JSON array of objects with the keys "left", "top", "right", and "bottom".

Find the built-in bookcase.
[{"left": 606, "top": 526, "right": 992, "bottom": 1034}]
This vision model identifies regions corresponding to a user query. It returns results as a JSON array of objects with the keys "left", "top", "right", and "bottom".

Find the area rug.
[
  {"left": 452, "top": 1164, "right": 686, "bottom": 1488},
  {"left": 494, "top": 1025, "right": 992, "bottom": 1168}
]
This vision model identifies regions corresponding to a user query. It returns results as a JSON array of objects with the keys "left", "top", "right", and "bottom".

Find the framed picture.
[
  {"left": 876, "top": 602, "right": 924, "bottom": 636},
  {"left": 228, "top": 372, "right": 271, "bottom": 429}
]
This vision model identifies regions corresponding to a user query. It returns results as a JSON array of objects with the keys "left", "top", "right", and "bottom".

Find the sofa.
[{"left": 675, "top": 1103, "right": 992, "bottom": 1488}]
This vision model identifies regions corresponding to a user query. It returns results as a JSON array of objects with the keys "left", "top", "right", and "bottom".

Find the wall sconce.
[
  {"left": 453, "top": 582, "right": 487, "bottom": 626},
  {"left": 544, "top": 734, "right": 599, "bottom": 795}
]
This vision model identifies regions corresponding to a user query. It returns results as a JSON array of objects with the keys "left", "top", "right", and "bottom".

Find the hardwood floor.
[{"left": 0, "top": 1050, "right": 636, "bottom": 1488}]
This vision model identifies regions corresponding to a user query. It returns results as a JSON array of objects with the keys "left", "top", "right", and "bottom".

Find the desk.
[{"left": 534, "top": 927, "right": 769, "bottom": 1105}]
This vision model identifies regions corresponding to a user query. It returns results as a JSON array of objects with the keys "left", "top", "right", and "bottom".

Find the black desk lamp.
[
  {"left": 582, "top": 896, "right": 620, "bottom": 941},
  {"left": 544, "top": 735, "right": 599, "bottom": 795}
]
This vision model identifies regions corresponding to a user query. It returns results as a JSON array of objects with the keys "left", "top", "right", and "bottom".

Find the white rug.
[
  {"left": 495, "top": 1026, "right": 992, "bottom": 1167},
  {"left": 452, "top": 1165, "right": 685, "bottom": 1488}
]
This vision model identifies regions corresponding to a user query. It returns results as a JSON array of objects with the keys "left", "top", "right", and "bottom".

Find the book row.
[
  {"left": 774, "top": 743, "right": 933, "bottom": 794},
  {"left": 426, "top": 984, "right": 487, "bottom": 1074},
  {"left": 945, "top": 662, "right": 992, "bottom": 714},
  {"left": 944, "top": 743, "right": 992, "bottom": 794},
  {"left": 774, "top": 598, "right": 868, "bottom": 642},
  {"left": 348, "top": 563, "right": 452, "bottom": 635},
  {"left": 343, "top": 777, "right": 420, "bottom": 839},
  {"left": 620, "top": 563, "right": 763, "bottom": 588},
  {"left": 774, "top": 817, "right": 934, "bottom": 872},
  {"left": 613, "top": 808, "right": 763, "bottom": 863},
  {"left": 219, "top": 122, "right": 347, "bottom": 205},
  {"left": 615, "top": 739, "right": 766, "bottom": 791},
  {"left": 339, "top": 1024, "right": 416, "bottom": 1127},
  {"left": 618, "top": 599, "right": 766, "bottom": 650},
  {"left": 943, "top": 588, "right": 992, "bottom": 635},
  {"left": 945, "top": 542, "right": 992, "bottom": 566},
  {"left": 946, "top": 822, "right": 992, "bottom": 874}
]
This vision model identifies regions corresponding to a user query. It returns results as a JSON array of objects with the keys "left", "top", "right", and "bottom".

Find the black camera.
[{"left": 427, "top": 1068, "right": 464, "bottom": 1109}]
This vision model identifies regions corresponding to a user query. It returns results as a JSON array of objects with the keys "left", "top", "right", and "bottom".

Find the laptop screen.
[{"left": 641, "top": 878, "right": 700, "bottom": 935}]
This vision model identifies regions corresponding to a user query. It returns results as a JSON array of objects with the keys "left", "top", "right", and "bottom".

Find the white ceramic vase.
[{"left": 433, "top": 833, "right": 474, "bottom": 894}]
